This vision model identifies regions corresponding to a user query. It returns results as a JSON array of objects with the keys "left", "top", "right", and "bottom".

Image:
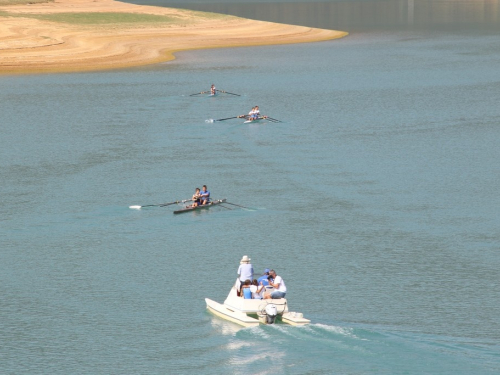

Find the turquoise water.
[{"left": 2, "top": 1, "right": 500, "bottom": 373}]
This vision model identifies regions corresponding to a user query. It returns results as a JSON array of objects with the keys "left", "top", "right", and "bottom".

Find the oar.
[
  {"left": 129, "top": 199, "right": 191, "bottom": 210},
  {"left": 217, "top": 90, "right": 241, "bottom": 97},
  {"left": 266, "top": 117, "right": 282, "bottom": 123},
  {"left": 190, "top": 91, "right": 208, "bottom": 97},
  {"left": 206, "top": 116, "right": 240, "bottom": 123},
  {"left": 224, "top": 202, "right": 255, "bottom": 211}
]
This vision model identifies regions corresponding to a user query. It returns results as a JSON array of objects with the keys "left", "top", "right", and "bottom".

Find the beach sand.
[{"left": 0, "top": 0, "right": 347, "bottom": 74}]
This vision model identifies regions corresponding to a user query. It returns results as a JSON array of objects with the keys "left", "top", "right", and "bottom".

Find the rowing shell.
[
  {"left": 243, "top": 118, "right": 265, "bottom": 124},
  {"left": 173, "top": 199, "right": 227, "bottom": 214}
]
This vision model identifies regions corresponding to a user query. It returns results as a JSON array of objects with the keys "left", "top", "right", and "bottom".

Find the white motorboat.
[{"left": 205, "top": 281, "right": 310, "bottom": 327}]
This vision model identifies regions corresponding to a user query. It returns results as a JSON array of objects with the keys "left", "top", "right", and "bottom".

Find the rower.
[
  {"left": 253, "top": 106, "right": 260, "bottom": 120},
  {"left": 200, "top": 185, "right": 210, "bottom": 205},
  {"left": 238, "top": 106, "right": 268, "bottom": 121},
  {"left": 248, "top": 106, "right": 256, "bottom": 120},
  {"left": 210, "top": 84, "right": 216, "bottom": 95},
  {"left": 191, "top": 187, "right": 201, "bottom": 207},
  {"left": 238, "top": 107, "right": 255, "bottom": 120},
  {"left": 253, "top": 106, "right": 267, "bottom": 120}
]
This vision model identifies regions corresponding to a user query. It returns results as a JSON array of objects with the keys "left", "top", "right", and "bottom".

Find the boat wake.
[
  {"left": 234, "top": 322, "right": 362, "bottom": 343},
  {"left": 224, "top": 322, "right": 500, "bottom": 374}
]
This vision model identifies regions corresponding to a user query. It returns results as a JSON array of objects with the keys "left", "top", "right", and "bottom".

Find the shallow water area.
[{"left": 2, "top": 0, "right": 500, "bottom": 373}]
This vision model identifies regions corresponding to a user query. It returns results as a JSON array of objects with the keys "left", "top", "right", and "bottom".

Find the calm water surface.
[
  {"left": 1, "top": 0, "right": 500, "bottom": 373},
  {"left": 140, "top": 0, "right": 500, "bottom": 32}
]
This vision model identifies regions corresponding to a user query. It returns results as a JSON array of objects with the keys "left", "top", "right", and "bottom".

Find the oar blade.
[
  {"left": 190, "top": 91, "right": 206, "bottom": 96},
  {"left": 212, "top": 116, "right": 239, "bottom": 122},
  {"left": 130, "top": 199, "right": 191, "bottom": 209},
  {"left": 224, "top": 201, "right": 256, "bottom": 211},
  {"left": 218, "top": 90, "right": 241, "bottom": 96},
  {"left": 266, "top": 117, "right": 282, "bottom": 123}
]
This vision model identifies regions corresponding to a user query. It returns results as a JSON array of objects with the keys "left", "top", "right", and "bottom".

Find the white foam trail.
[
  {"left": 313, "top": 323, "right": 359, "bottom": 338},
  {"left": 209, "top": 317, "right": 241, "bottom": 336},
  {"left": 129, "top": 205, "right": 141, "bottom": 210},
  {"left": 229, "top": 350, "right": 284, "bottom": 366},
  {"left": 247, "top": 326, "right": 271, "bottom": 339},
  {"left": 268, "top": 324, "right": 295, "bottom": 336},
  {"left": 205, "top": 119, "right": 214, "bottom": 123},
  {"left": 226, "top": 341, "right": 251, "bottom": 350},
  {"left": 229, "top": 353, "right": 269, "bottom": 365}
]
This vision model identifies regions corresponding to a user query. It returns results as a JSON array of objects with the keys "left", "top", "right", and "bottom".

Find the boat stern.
[{"left": 205, "top": 298, "right": 259, "bottom": 327}]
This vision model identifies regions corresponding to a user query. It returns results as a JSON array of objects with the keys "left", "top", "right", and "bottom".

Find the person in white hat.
[{"left": 237, "top": 255, "right": 254, "bottom": 296}]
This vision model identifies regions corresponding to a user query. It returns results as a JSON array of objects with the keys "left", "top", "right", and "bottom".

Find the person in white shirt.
[
  {"left": 239, "top": 106, "right": 266, "bottom": 121},
  {"left": 251, "top": 279, "right": 264, "bottom": 299},
  {"left": 248, "top": 107, "right": 256, "bottom": 120},
  {"left": 264, "top": 269, "right": 287, "bottom": 299},
  {"left": 237, "top": 255, "right": 253, "bottom": 296}
]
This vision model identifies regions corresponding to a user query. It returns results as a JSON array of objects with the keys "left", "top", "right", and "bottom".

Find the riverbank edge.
[{"left": 0, "top": 0, "right": 348, "bottom": 75}]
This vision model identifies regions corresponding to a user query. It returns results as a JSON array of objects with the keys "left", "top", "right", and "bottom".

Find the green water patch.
[
  {"left": 0, "top": 11, "right": 185, "bottom": 25},
  {"left": 0, "top": 0, "right": 52, "bottom": 5},
  {"left": 29, "top": 12, "right": 182, "bottom": 25},
  {"left": 181, "top": 9, "right": 235, "bottom": 20}
]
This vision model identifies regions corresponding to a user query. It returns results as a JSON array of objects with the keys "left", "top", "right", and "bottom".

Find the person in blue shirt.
[
  {"left": 200, "top": 185, "right": 210, "bottom": 205},
  {"left": 242, "top": 279, "right": 252, "bottom": 299},
  {"left": 257, "top": 268, "right": 271, "bottom": 286}
]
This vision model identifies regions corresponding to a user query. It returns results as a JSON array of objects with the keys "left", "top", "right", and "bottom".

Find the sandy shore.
[{"left": 0, "top": 0, "right": 347, "bottom": 74}]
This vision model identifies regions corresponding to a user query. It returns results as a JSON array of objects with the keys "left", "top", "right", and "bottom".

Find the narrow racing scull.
[{"left": 173, "top": 199, "right": 227, "bottom": 214}]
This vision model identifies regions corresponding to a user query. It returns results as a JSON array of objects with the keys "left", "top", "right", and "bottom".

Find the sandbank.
[{"left": 0, "top": 0, "right": 348, "bottom": 74}]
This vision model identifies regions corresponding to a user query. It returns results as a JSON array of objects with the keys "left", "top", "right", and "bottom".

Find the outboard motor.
[{"left": 264, "top": 304, "right": 278, "bottom": 324}]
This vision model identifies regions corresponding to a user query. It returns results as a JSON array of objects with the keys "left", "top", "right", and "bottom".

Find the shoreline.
[{"left": 0, "top": 0, "right": 348, "bottom": 75}]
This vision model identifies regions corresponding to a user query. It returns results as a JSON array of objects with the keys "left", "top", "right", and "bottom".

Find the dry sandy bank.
[{"left": 0, "top": 0, "right": 348, "bottom": 74}]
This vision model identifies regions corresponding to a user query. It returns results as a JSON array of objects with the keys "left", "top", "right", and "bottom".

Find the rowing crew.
[
  {"left": 191, "top": 185, "right": 210, "bottom": 207},
  {"left": 238, "top": 106, "right": 268, "bottom": 121}
]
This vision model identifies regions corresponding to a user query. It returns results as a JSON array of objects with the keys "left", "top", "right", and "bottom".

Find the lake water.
[{"left": 1, "top": 0, "right": 500, "bottom": 373}]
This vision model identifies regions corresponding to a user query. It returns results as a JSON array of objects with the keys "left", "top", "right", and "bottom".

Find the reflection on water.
[
  {"left": 209, "top": 316, "right": 243, "bottom": 335},
  {"left": 128, "top": 0, "right": 500, "bottom": 32}
]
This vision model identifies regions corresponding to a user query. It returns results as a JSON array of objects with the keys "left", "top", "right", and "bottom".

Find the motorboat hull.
[
  {"left": 205, "top": 298, "right": 260, "bottom": 327},
  {"left": 205, "top": 286, "right": 310, "bottom": 327}
]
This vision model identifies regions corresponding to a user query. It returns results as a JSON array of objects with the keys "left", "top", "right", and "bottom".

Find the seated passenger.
[
  {"left": 242, "top": 279, "right": 252, "bottom": 299},
  {"left": 252, "top": 279, "right": 264, "bottom": 299},
  {"left": 264, "top": 270, "right": 286, "bottom": 299},
  {"left": 257, "top": 268, "right": 270, "bottom": 286}
]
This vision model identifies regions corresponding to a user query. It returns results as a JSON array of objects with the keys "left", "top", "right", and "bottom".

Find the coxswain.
[{"left": 200, "top": 185, "right": 210, "bottom": 205}]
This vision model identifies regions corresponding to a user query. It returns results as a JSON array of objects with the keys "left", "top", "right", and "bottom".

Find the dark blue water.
[
  {"left": 2, "top": 1, "right": 500, "bottom": 373},
  {"left": 136, "top": 0, "right": 500, "bottom": 32}
]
